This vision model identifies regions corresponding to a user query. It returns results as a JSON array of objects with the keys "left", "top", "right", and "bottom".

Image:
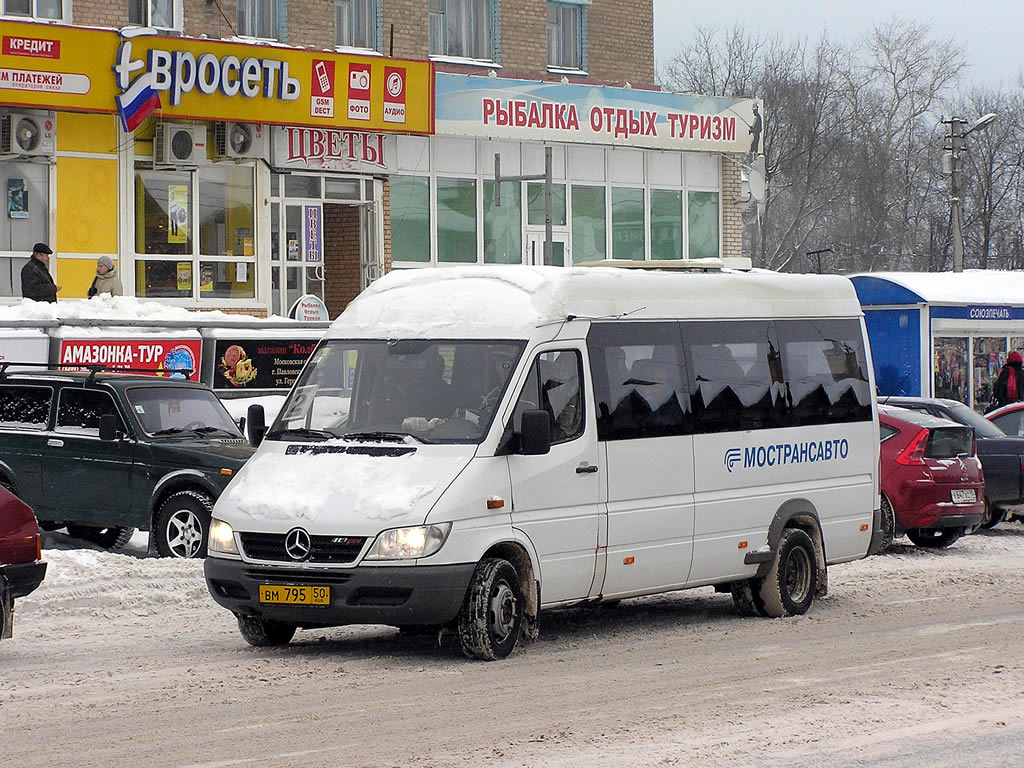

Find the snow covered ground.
[{"left": 5, "top": 526, "right": 1024, "bottom": 767}]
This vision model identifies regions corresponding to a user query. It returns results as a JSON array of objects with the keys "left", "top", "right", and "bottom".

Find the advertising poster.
[
  {"left": 199, "top": 264, "right": 214, "bottom": 293},
  {"left": 215, "top": 338, "right": 318, "bottom": 390},
  {"left": 7, "top": 177, "right": 27, "bottom": 219},
  {"left": 59, "top": 339, "right": 202, "bottom": 381},
  {"left": 167, "top": 184, "right": 188, "bottom": 244},
  {"left": 176, "top": 261, "right": 192, "bottom": 291},
  {"left": 304, "top": 205, "right": 322, "bottom": 263}
]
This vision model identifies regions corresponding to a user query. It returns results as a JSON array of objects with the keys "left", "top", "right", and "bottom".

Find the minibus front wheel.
[
  {"left": 457, "top": 558, "right": 524, "bottom": 661},
  {"left": 758, "top": 528, "right": 818, "bottom": 617}
]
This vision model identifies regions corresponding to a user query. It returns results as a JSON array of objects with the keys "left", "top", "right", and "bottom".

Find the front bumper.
[
  {"left": 204, "top": 556, "right": 476, "bottom": 628},
  {"left": 0, "top": 561, "right": 47, "bottom": 599}
]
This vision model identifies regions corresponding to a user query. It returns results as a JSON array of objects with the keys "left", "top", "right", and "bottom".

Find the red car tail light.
[{"left": 895, "top": 428, "right": 930, "bottom": 465}]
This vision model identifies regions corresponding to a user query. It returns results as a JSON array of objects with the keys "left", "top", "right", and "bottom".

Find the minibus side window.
[
  {"left": 684, "top": 321, "right": 786, "bottom": 434},
  {"left": 776, "top": 319, "right": 872, "bottom": 426},
  {"left": 511, "top": 350, "right": 584, "bottom": 444},
  {"left": 587, "top": 322, "right": 690, "bottom": 441}
]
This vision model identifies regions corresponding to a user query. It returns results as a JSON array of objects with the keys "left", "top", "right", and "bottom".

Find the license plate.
[
  {"left": 951, "top": 489, "right": 976, "bottom": 504},
  {"left": 258, "top": 585, "right": 330, "bottom": 606}
]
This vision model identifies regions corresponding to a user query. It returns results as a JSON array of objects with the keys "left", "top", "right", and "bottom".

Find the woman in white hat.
[{"left": 88, "top": 255, "right": 123, "bottom": 297}]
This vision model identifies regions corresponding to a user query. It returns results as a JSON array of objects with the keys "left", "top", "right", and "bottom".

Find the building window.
[
  {"left": 238, "top": 0, "right": 279, "bottom": 40},
  {"left": 2, "top": 0, "right": 64, "bottom": 19},
  {"left": 483, "top": 181, "right": 521, "bottom": 264},
  {"left": 571, "top": 185, "right": 604, "bottom": 263},
  {"left": 436, "top": 178, "right": 476, "bottom": 263},
  {"left": 527, "top": 182, "right": 566, "bottom": 226},
  {"left": 335, "top": 0, "right": 376, "bottom": 48},
  {"left": 687, "top": 191, "right": 719, "bottom": 259},
  {"left": 650, "top": 189, "right": 682, "bottom": 260},
  {"left": 128, "top": 0, "right": 179, "bottom": 30},
  {"left": 134, "top": 165, "right": 256, "bottom": 301},
  {"left": 611, "top": 188, "right": 643, "bottom": 261},
  {"left": 391, "top": 176, "right": 430, "bottom": 263},
  {"left": 429, "top": 0, "right": 493, "bottom": 60},
  {"left": 547, "top": 2, "right": 583, "bottom": 70}
]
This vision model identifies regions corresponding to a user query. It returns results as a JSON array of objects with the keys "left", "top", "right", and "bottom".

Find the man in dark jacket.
[{"left": 20, "top": 242, "right": 60, "bottom": 303}]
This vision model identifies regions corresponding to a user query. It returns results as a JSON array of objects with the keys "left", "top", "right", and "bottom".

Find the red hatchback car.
[
  {"left": 0, "top": 486, "right": 46, "bottom": 641},
  {"left": 878, "top": 405, "right": 985, "bottom": 549}
]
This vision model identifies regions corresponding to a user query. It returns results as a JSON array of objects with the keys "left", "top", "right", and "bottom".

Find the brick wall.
[
  {"left": 72, "top": 0, "right": 128, "bottom": 28},
  {"left": 323, "top": 203, "right": 363, "bottom": 317},
  {"left": 183, "top": 0, "right": 238, "bottom": 38},
  {"left": 381, "top": 0, "right": 428, "bottom": 59},
  {"left": 498, "top": 0, "right": 546, "bottom": 74},
  {"left": 587, "top": 0, "right": 654, "bottom": 85},
  {"left": 382, "top": 179, "right": 393, "bottom": 273},
  {"left": 720, "top": 155, "right": 743, "bottom": 260},
  {"left": 286, "top": 0, "right": 336, "bottom": 48}
]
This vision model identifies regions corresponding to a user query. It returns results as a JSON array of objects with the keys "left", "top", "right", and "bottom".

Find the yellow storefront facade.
[{"left": 0, "top": 19, "right": 433, "bottom": 314}]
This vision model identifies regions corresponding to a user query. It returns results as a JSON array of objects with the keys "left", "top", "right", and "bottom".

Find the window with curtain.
[
  {"left": 237, "top": 0, "right": 279, "bottom": 39},
  {"left": 429, "top": 0, "right": 493, "bottom": 60},
  {"left": 687, "top": 191, "right": 719, "bottom": 259},
  {"left": 484, "top": 181, "right": 521, "bottom": 264},
  {"left": 335, "top": 0, "right": 376, "bottom": 48},
  {"left": 437, "top": 178, "right": 477, "bottom": 263},
  {"left": 571, "top": 185, "right": 605, "bottom": 263},
  {"left": 547, "top": 2, "right": 582, "bottom": 69},
  {"left": 390, "top": 176, "right": 430, "bottom": 263},
  {"left": 612, "top": 188, "right": 643, "bottom": 260},
  {"left": 128, "top": 0, "right": 177, "bottom": 29}
]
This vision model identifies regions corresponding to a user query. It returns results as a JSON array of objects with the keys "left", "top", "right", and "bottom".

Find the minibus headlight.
[
  {"left": 208, "top": 518, "right": 239, "bottom": 556},
  {"left": 366, "top": 523, "right": 452, "bottom": 560}
]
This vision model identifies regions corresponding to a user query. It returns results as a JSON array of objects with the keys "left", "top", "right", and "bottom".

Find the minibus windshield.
[{"left": 267, "top": 339, "right": 526, "bottom": 444}]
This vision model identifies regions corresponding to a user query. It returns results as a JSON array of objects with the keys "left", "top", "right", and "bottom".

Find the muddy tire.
[
  {"left": 66, "top": 524, "right": 136, "bottom": 551},
  {"left": 731, "top": 579, "right": 767, "bottom": 617},
  {"left": 457, "top": 558, "right": 523, "bottom": 661},
  {"left": 878, "top": 495, "right": 896, "bottom": 552},
  {"left": 906, "top": 527, "right": 962, "bottom": 548},
  {"left": 155, "top": 490, "right": 213, "bottom": 559},
  {"left": 236, "top": 614, "right": 296, "bottom": 647},
  {"left": 979, "top": 499, "right": 1003, "bottom": 530},
  {"left": 758, "top": 528, "right": 818, "bottom": 618}
]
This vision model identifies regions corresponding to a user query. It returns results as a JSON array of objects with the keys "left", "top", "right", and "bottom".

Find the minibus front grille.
[{"left": 239, "top": 533, "right": 367, "bottom": 564}]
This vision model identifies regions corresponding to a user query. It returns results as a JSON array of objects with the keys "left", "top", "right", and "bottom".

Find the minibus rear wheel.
[
  {"left": 758, "top": 528, "right": 817, "bottom": 617},
  {"left": 457, "top": 558, "right": 523, "bottom": 661}
]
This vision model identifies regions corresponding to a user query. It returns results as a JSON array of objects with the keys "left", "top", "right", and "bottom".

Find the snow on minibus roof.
[{"left": 327, "top": 265, "right": 861, "bottom": 340}]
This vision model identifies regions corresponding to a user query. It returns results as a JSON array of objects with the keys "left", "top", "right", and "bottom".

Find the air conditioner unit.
[
  {"left": 213, "top": 122, "right": 264, "bottom": 159},
  {"left": 153, "top": 123, "right": 206, "bottom": 166},
  {"left": 1, "top": 112, "right": 56, "bottom": 157}
]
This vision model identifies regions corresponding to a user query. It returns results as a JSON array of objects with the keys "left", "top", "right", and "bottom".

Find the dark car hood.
[{"left": 148, "top": 438, "right": 254, "bottom": 468}]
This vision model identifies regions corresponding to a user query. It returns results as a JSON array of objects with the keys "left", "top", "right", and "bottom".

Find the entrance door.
[
  {"left": 525, "top": 232, "right": 569, "bottom": 267},
  {"left": 271, "top": 203, "right": 326, "bottom": 317}
]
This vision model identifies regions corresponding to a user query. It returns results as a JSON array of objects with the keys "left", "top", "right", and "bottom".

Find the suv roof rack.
[{"left": 0, "top": 362, "right": 194, "bottom": 385}]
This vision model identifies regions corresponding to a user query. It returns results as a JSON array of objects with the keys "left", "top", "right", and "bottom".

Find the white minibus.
[{"left": 205, "top": 264, "right": 881, "bottom": 660}]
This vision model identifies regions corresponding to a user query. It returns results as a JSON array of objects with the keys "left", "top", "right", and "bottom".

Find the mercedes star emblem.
[{"left": 284, "top": 527, "right": 312, "bottom": 561}]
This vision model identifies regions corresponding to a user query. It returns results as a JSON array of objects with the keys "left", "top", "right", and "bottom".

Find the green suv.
[{"left": 0, "top": 370, "right": 254, "bottom": 558}]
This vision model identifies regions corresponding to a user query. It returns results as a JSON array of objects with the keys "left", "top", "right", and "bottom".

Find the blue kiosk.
[{"left": 850, "top": 271, "right": 1024, "bottom": 412}]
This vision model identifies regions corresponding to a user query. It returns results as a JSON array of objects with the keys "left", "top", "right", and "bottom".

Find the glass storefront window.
[
  {"left": 198, "top": 261, "right": 255, "bottom": 299},
  {"left": 934, "top": 337, "right": 969, "bottom": 404},
  {"left": 284, "top": 175, "right": 321, "bottom": 198},
  {"left": 390, "top": 176, "right": 430, "bottom": 263},
  {"left": 135, "top": 169, "right": 192, "bottom": 255},
  {"left": 571, "top": 185, "right": 605, "bottom": 263},
  {"left": 612, "top": 188, "right": 644, "bottom": 261},
  {"left": 137, "top": 260, "right": 192, "bottom": 299},
  {"left": 650, "top": 189, "right": 682, "bottom": 260},
  {"left": 687, "top": 190, "right": 719, "bottom": 259},
  {"left": 437, "top": 178, "right": 476, "bottom": 263},
  {"left": 527, "top": 182, "right": 566, "bottom": 227},
  {"left": 974, "top": 336, "right": 1006, "bottom": 410},
  {"left": 199, "top": 166, "right": 255, "bottom": 258},
  {"left": 483, "top": 181, "right": 521, "bottom": 264},
  {"left": 0, "top": 160, "right": 49, "bottom": 297}
]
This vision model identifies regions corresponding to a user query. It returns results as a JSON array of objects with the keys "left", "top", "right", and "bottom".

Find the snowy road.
[{"left": 4, "top": 528, "right": 1024, "bottom": 767}]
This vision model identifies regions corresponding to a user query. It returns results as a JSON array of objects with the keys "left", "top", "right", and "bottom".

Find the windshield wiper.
[
  {"left": 264, "top": 427, "right": 341, "bottom": 442},
  {"left": 340, "top": 430, "right": 431, "bottom": 444},
  {"left": 152, "top": 427, "right": 185, "bottom": 436},
  {"left": 190, "top": 426, "right": 241, "bottom": 437}
]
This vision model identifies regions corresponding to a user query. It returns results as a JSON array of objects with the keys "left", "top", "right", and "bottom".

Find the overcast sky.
[{"left": 653, "top": 0, "right": 1023, "bottom": 88}]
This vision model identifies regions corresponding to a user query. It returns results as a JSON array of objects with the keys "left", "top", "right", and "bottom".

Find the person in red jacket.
[{"left": 989, "top": 350, "right": 1024, "bottom": 412}]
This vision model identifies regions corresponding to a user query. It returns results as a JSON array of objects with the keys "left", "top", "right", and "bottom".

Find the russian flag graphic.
[{"left": 116, "top": 71, "right": 161, "bottom": 133}]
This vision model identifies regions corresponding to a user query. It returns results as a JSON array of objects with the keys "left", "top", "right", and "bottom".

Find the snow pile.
[
  {"left": 0, "top": 295, "right": 293, "bottom": 323},
  {"left": 219, "top": 448, "right": 471, "bottom": 524},
  {"left": 219, "top": 394, "right": 288, "bottom": 424}
]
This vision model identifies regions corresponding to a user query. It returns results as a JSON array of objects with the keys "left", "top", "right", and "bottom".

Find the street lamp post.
[{"left": 944, "top": 112, "right": 997, "bottom": 272}]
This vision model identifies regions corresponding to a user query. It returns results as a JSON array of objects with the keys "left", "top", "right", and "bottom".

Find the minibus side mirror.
[
  {"left": 246, "top": 404, "right": 266, "bottom": 447},
  {"left": 519, "top": 410, "right": 551, "bottom": 456},
  {"left": 98, "top": 414, "right": 119, "bottom": 442}
]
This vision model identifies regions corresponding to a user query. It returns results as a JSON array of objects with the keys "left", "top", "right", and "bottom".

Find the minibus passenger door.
[{"left": 505, "top": 348, "right": 602, "bottom": 605}]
